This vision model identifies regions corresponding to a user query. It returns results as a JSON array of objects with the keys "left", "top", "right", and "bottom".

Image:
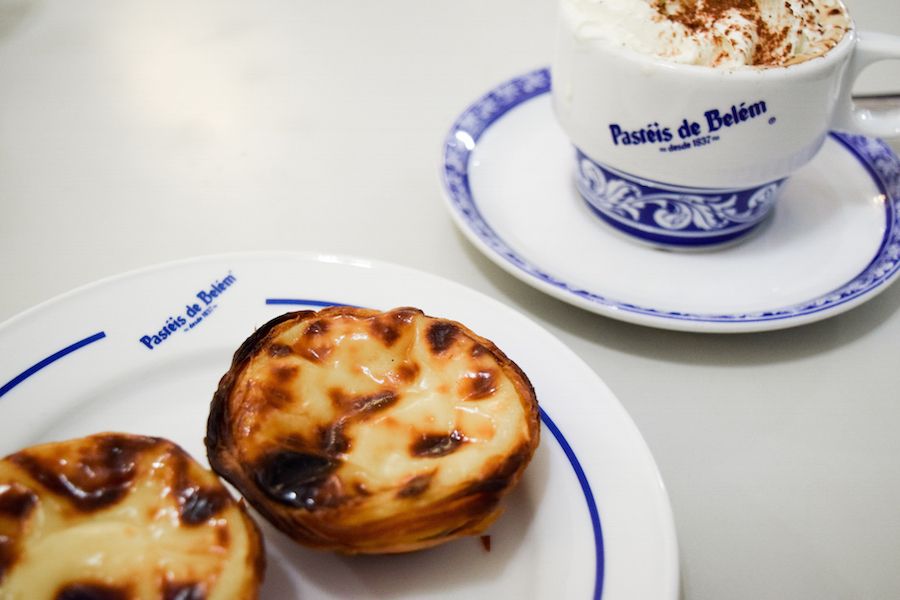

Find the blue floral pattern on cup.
[{"left": 575, "top": 149, "right": 783, "bottom": 247}]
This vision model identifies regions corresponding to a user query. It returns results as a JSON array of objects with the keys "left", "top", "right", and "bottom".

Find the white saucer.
[
  {"left": 440, "top": 68, "right": 900, "bottom": 333},
  {"left": 0, "top": 253, "right": 678, "bottom": 599}
]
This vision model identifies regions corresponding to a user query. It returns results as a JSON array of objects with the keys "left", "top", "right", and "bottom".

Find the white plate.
[
  {"left": 0, "top": 253, "right": 677, "bottom": 600},
  {"left": 440, "top": 68, "right": 900, "bottom": 333}
]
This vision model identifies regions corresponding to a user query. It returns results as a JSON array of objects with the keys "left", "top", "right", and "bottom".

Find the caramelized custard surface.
[{"left": 207, "top": 307, "right": 540, "bottom": 553}]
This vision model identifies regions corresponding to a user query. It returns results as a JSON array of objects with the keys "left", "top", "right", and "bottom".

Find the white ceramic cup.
[{"left": 552, "top": 8, "right": 900, "bottom": 249}]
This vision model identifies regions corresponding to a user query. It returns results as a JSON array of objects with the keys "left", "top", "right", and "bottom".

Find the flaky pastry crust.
[{"left": 206, "top": 306, "right": 540, "bottom": 554}]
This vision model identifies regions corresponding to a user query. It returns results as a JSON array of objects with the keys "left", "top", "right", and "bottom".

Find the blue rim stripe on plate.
[
  {"left": 540, "top": 407, "right": 605, "bottom": 600},
  {"left": 0, "top": 331, "right": 106, "bottom": 399},
  {"left": 266, "top": 298, "right": 348, "bottom": 307},
  {"left": 441, "top": 67, "right": 900, "bottom": 325}
]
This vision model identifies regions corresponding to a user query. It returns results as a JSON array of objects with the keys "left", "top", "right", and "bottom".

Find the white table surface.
[{"left": 1, "top": 1, "right": 899, "bottom": 598}]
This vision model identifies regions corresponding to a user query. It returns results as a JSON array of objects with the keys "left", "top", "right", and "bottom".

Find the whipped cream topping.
[{"left": 562, "top": 0, "right": 851, "bottom": 68}]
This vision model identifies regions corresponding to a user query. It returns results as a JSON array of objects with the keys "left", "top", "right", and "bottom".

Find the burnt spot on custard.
[
  {"left": 318, "top": 423, "right": 350, "bottom": 455},
  {"left": 8, "top": 435, "right": 160, "bottom": 512},
  {"left": 427, "top": 322, "right": 459, "bottom": 355},
  {"left": 272, "top": 365, "right": 299, "bottom": 383},
  {"left": 456, "top": 444, "right": 530, "bottom": 498},
  {"left": 229, "top": 311, "right": 313, "bottom": 368},
  {"left": 411, "top": 430, "right": 467, "bottom": 458},
  {"left": 170, "top": 452, "right": 229, "bottom": 526},
  {"left": 215, "top": 523, "right": 231, "bottom": 547},
  {"left": 394, "top": 361, "right": 420, "bottom": 383},
  {"left": 55, "top": 583, "right": 131, "bottom": 600},
  {"left": 353, "top": 390, "right": 398, "bottom": 415},
  {"left": 460, "top": 369, "right": 499, "bottom": 400},
  {"left": 304, "top": 319, "right": 329, "bottom": 337},
  {"left": 295, "top": 342, "right": 333, "bottom": 364},
  {"left": 291, "top": 318, "right": 338, "bottom": 363},
  {"left": 255, "top": 451, "right": 339, "bottom": 510},
  {"left": 396, "top": 472, "right": 434, "bottom": 499},
  {"left": 329, "top": 389, "right": 399, "bottom": 416},
  {"left": 0, "top": 483, "right": 38, "bottom": 519},
  {"left": 0, "top": 485, "right": 37, "bottom": 580},
  {"left": 390, "top": 308, "right": 420, "bottom": 324},
  {"left": 171, "top": 451, "right": 231, "bottom": 527},
  {"left": 328, "top": 387, "right": 348, "bottom": 408},
  {"left": 318, "top": 389, "right": 400, "bottom": 456},
  {"left": 369, "top": 318, "right": 401, "bottom": 347},
  {"left": 163, "top": 582, "right": 206, "bottom": 600},
  {"left": 262, "top": 385, "right": 293, "bottom": 409},
  {"left": 177, "top": 486, "right": 229, "bottom": 526},
  {"left": 267, "top": 343, "right": 293, "bottom": 358},
  {"left": 470, "top": 343, "right": 488, "bottom": 358}
]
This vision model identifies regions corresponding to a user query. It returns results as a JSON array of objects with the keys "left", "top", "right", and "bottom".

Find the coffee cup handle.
[{"left": 834, "top": 31, "right": 900, "bottom": 138}]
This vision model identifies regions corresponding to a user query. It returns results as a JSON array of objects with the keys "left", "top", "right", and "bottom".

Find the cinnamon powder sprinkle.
[{"left": 651, "top": 0, "right": 848, "bottom": 66}]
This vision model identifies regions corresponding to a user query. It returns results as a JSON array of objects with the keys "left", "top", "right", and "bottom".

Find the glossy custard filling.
[
  {"left": 228, "top": 308, "right": 533, "bottom": 516},
  {"left": 0, "top": 435, "right": 261, "bottom": 600}
]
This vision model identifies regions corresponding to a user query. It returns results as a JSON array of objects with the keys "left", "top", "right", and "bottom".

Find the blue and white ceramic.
[
  {"left": 440, "top": 69, "right": 900, "bottom": 333},
  {"left": 553, "top": 12, "right": 900, "bottom": 192},
  {"left": 574, "top": 149, "right": 784, "bottom": 248},
  {"left": 553, "top": 9, "right": 900, "bottom": 247},
  {"left": 0, "top": 253, "right": 679, "bottom": 599}
]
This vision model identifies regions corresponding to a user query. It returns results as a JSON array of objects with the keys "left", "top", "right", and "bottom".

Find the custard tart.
[
  {"left": 0, "top": 433, "right": 264, "bottom": 599},
  {"left": 206, "top": 306, "right": 540, "bottom": 554}
]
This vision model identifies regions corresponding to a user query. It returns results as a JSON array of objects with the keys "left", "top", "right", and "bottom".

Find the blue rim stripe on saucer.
[{"left": 440, "top": 67, "right": 900, "bottom": 325}]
